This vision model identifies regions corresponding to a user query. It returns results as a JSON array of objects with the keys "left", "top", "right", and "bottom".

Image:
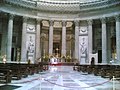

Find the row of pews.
[
  {"left": 73, "top": 64, "right": 120, "bottom": 80},
  {"left": 0, "top": 62, "right": 49, "bottom": 83}
]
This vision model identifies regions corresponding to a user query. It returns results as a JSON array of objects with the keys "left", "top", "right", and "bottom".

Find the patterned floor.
[{"left": 1, "top": 66, "right": 120, "bottom": 90}]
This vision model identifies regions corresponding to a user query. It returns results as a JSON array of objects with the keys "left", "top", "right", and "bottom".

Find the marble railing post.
[
  {"left": 21, "top": 17, "right": 27, "bottom": 62},
  {"left": 6, "top": 14, "right": 14, "bottom": 62},
  {"left": 74, "top": 20, "right": 79, "bottom": 60},
  {"left": 61, "top": 21, "right": 67, "bottom": 56},
  {"left": 49, "top": 20, "right": 54, "bottom": 56}
]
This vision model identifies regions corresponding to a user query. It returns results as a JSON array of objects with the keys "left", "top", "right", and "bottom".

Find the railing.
[{"left": 112, "top": 76, "right": 120, "bottom": 90}]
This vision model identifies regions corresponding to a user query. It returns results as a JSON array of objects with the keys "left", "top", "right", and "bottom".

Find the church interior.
[{"left": 0, "top": 0, "right": 120, "bottom": 90}]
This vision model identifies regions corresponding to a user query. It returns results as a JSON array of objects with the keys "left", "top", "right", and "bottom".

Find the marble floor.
[{"left": 1, "top": 66, "right": 120, "bottom": 90}]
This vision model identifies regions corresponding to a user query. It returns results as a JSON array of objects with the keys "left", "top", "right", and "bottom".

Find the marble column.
[
  {"left": 116, "top": 15, "right": 120, "bottom": 64},
  {"left": 61, "top": 21, "right": 66, "bottom": 56},
  {"left": 35, "top": 19, "right": 41, "bottom": 60},
  {"left": 49, "top": 20, "right": 54, "bottom": 56},
  {"left": 101, "top": 18, "right": 108, "bottom": 63},
  {"left": 74, "top": 20, "right": 79, "bottom": 60},
  {"left": 107, "top": 22, "right": 111, "bottom": 63},
  {"left": 6, "top": 14, "right": 14, "bottom": 62},
  {"left": 88, "top": 20, "right": 93, "bottom": 54},
  {"left": 21, "top": 17, "right": 27, "bottom": 62}
]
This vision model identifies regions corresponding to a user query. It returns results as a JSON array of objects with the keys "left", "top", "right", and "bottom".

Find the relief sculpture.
[{"left": 28, "top": 36, "right": 35, "bottom": 53}]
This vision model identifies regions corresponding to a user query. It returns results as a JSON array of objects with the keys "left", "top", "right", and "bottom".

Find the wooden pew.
[
  {"left": 73, "top": 63, "right": 79, "bottom": 71},
  {"left": 0, "top": 62, "right": 48, "bottom": 83},
  {"left": 0, "top": 64, "right": 12, "bottom": 83}
]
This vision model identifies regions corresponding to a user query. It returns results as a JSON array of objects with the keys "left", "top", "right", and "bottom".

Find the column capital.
[
  {"left": 49, "top": 20, "right": 54, "bottom": 26},
  {"left": 62, "top": 20, "right": 67, "bottom": 26},
  {"left": 115, "top": 15, "right": 120, "bottom": 22},
  {"left": 36, "top": 19, "right": 42, "bottom": 24},
  {"left": 101, "top": 17, "right": 106, "bottom": 24},
  {"left": 9, "top": 14, "right": 14, "bottom": 20},
  {"left": 74, "top": 20, "right": 79, "bottom": 26},
  {"left": 23, "top": 17, "right": 28, "bottom": 23},
  {"left": 87, "top": 19, "right": 93, "bottom": 25}
]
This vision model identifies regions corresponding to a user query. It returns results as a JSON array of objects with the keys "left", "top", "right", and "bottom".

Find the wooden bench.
[
  {"left": 0, "top": 64, "right": 12, "bottom": 83},
  {"left": 0, "top": 62, "right": 49, "bottom": 83}
]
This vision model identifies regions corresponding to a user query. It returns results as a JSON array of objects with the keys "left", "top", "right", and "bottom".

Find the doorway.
[
  {"left": 98, "top": 50, "right": 102, "bottom": 63},
  {"left": 11, "top": 48, "right": 14, "bottom": 61}
]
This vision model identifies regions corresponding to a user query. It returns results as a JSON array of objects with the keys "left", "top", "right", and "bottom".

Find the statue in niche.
[
  {"left": 80, "top": 37, "right": 87, "bottom": 54},
  {"left": 28, "top": 36, "right": 34, "bottom": 53}
]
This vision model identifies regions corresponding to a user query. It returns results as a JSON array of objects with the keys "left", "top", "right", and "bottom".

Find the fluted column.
[
  {"left": 36, "top": 19, "right": 41, "bottom": 59},
  {"left": 101, "top": 18, "right": 107, "bottom": 63},
  {"left": 116, "top": 15, "right": 120, "bottom": 64},
  {"left": 107, "top": 26, "right": 111, "bottom": 63},
  {"left": 49, "top": 20, "right": 54, "bottom": 56},
  {"left": 61, "top": 21, "right": 66, "bottom": 56},
  {"left": 88, "top": 20, "right": 93, "bottom": 54},
  {"left": 6, "top": 14, "right": 14, "bottom": 62},
  {"left": 74, "top": 20, "right": 79, "bottom": 60},
  {"left": 21, "top": 17, "right": 27, "bottom": 62}
]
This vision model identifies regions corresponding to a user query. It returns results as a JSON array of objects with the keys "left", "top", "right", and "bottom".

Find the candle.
[{"left": 70, "top": 50, "right": 71, "bottom": 57}]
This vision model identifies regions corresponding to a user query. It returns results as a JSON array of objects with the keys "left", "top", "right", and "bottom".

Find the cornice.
[
  {"left": 1, "top": 0, "right": 120, "bottom": 21},
  {"left": 4, "top": 0, "right": 120, "bottom": 13},
  {"left": 80, "top": 0, "right": 120, "bottom": 11}
]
